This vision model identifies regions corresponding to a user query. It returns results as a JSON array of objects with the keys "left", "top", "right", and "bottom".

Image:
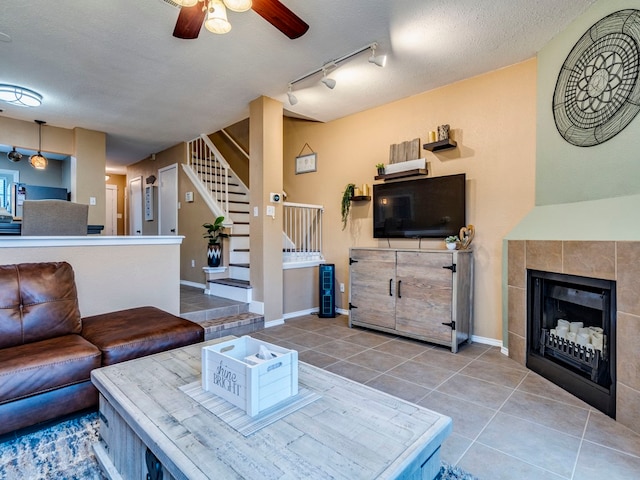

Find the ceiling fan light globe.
[
  {"left": 174, "top": 0, "right": 199, "bottom": 6},
  {"left": 205, "top": 0, "right": 232, "bottom": 34},
  {"left": 223, "top": 0, "right": 252, "bottom": 12}
]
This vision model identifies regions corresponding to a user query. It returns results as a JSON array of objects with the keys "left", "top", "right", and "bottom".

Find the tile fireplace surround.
[{"left": 507, "top": 240, "right": 640, "bottom": 435}]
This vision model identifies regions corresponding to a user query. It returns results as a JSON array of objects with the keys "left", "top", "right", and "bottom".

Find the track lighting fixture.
[
  {"left": 286, "top": 42, "right": 385, "bottom": 105},
  {"left": 368, "top": 43, "right": 387, "bottom": 67},
  {"left": 287, "top": 84, "right": 298, "bottom": 106},
  {"left": 321, "top": 68, "right": 336, "bottom": 89}
]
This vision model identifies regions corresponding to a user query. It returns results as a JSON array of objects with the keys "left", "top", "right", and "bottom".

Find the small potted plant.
[
  {"left": 203, "top": 216, "right": 229, "bottom": 267},
  {"left": 376, "top": 163, "right": 385, "bottom": 176},
  {"left": 445, "top": 235, "right": 459, "bottom": 250}
]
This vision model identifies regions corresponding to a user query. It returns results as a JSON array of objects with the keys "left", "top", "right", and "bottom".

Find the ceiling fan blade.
[
  {"left": 173, "top": 4, "right": 206, "bottom": 39},
  {"left": 251, "top": 0, "right": 309, "bottom": 39}
]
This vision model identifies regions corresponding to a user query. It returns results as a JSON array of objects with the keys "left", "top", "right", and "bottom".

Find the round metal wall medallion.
[{"left": 553, "top": 9, "right": 640, "bottom": 147}]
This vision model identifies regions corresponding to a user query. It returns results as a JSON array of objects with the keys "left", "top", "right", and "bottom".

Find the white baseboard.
[
  {"left": 471, "top": 334, "right": 505, "bottom": 351},
  {"left": 265, "top": 318, "right": 285, "bottom": 328},
  {"left": 284, "top": 308, "right": 317, "bottom": 319},
  {"left": 180, "top": 280, "right": 206, "bottom": 289},
  {"left": 500, "top": 346, "right": 509, "bottom": 356}
]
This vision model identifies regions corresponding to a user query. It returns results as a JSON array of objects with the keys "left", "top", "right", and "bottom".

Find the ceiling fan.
[{"left": 173, "top": 0, "right": 309, "bottom": 40}]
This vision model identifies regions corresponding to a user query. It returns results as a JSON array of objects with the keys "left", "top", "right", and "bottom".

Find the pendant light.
[
  {"left": 29, "top": 120, "right": 48, "bottom": 170},
  {"left": 7, "top": 147, "right": 22, "bottom": 163}
]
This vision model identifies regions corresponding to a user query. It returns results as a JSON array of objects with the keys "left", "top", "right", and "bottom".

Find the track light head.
[
  {"left": 287, "top": 85, "right": 298, "bottom": 105},
  {"left": 321, "top": 69, "right": 336, "bottom": 89},
  {"left": 368, "top": 43, "right": 387, "bottom": 67}
]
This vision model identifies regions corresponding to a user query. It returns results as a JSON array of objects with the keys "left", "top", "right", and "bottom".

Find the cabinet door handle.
[
  {"left": 397, "top": 280, "right": 402, "bottom": 298},
  {"left": 389, "top": 279, "right": 393, "bottom": 296}
]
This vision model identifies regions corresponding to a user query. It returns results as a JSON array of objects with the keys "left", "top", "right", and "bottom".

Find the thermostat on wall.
[{"left": 185, "top": 191, "right": 194, "bottom": 203}]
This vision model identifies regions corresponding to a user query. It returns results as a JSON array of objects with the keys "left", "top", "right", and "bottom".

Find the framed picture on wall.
[{"left": 295, "top": 153, "right": 317, "bottom": 174}]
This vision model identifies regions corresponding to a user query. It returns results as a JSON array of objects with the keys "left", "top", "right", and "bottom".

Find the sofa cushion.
[
  {"left": 0, "top": 334, "right": 101, "bottom": 404},
  {"left": 81, "top": 306, "right": 204, "bottom": 366},
  {"left": 0, "top": 262, "right": 82, "bottom": 349}
]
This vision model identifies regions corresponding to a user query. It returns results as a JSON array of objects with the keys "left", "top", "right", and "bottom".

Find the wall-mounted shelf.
[
  {"left": 423, "top": 139, "right": 457, "bottom": 152},
  {"left": 351, "top": 195, "right": 371, "bottom": 201},
  {"left": 375, "top": 169, "right": 428, "bottom": 181}
]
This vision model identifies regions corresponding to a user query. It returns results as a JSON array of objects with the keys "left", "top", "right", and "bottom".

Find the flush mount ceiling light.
[
  {"left": 29, "top": 120, "right": 48, "bottom": 170},
  {"left": 0, "top": 84, "right": 43, "bottom": 107},
  {"left": 286, "top": 42, "right": 386, "bottom": 105}
]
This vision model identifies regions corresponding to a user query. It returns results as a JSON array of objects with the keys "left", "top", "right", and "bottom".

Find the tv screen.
[{"left": 373, "top": 173, "right": 466, "bottom": 238}]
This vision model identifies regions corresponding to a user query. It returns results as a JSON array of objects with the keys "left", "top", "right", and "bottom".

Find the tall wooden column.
[{"left": 249, "top": 96, "right": 284, "bottom": 323}]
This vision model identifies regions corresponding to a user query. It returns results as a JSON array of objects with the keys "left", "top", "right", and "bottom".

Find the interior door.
[
  {"left": 129, "top": 176, "right": 143, "bottom": 235},
  {"left": 395, "top": 251, "right": 453, "bottom": 342},
  {"left": 105, "top": 184, "right": 117, "bottom": 235},
  {"left": 349, "top": 249, "right": 396, "bottom": 329},
  {"left": 158, "top": 164, "right": 178, "bottom": 235}
]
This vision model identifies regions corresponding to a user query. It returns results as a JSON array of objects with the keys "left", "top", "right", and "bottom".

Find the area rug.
[{"left": 0, "top": 412, "right": 477, "bottom": 479}]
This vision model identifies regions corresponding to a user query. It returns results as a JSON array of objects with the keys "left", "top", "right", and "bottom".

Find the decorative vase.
[
  {"left": 437, "top": 124, "right": 450, "bottom": 141},
  {"left": 207, "top": 244, "right": 222, "bottom": 267},
  {"left": 446, "top": 242, "right": 457, "bottom": 250},
  {"left": 377, "top": 167, "right": 385, "bottom": 176}
]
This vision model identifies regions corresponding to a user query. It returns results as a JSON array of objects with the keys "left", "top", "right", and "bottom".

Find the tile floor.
[{"left": 250, "top": 314, "right": 640, "bottom": 480}]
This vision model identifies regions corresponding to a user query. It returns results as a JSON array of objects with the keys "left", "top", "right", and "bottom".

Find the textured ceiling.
[{"left": 0, "top": 0, "right": 597, "bottom": 171}]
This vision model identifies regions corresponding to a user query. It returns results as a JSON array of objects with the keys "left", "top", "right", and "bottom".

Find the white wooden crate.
[{"left": 202, "top": 336, "right": 298, "bottom": 417}]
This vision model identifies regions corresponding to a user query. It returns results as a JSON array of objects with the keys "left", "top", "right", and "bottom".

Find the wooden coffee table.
[{"left": 91, "top": 338, "right": 452, "bottom": 480}]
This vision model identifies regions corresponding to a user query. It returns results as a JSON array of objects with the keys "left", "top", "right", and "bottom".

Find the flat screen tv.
[{"left": 373, "top": 173, "right": 466, "bottom": 238}]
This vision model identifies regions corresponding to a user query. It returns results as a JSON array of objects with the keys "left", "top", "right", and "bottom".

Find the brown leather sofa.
[{"left": 0, "top": 262, "right": 204, "bottom": 436}]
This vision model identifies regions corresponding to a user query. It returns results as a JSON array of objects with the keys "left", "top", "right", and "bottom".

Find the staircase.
[
  {"left": 182, "top": 134, "right": 252, "bottom": 302},
  {"left": 183, "top": 133, "right": 326, "bottom": 305}
]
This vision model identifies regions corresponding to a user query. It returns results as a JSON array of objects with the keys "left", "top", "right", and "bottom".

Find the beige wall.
[
  {"left": 284, "top": 267, "right": 319, "bottom": 315},
  {"left": 0, "top": 241, "right": 181, "bottom": 316},
  {"left": 72, "top": 128, "right": 106, "bottom": 226},
  {"left": 250, "top": 96, "right": 284, "bottom": 321},
  {"left": 283, "top": 60, "right": 537, "bottom": 341}
]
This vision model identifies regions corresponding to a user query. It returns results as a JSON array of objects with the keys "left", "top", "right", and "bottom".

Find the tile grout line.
[
  {"left": 569, "top": 409, "right": 592, "bottom": 480},
  {"left": 454, "top": 370, "right": 533, "bottom": 469}
]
